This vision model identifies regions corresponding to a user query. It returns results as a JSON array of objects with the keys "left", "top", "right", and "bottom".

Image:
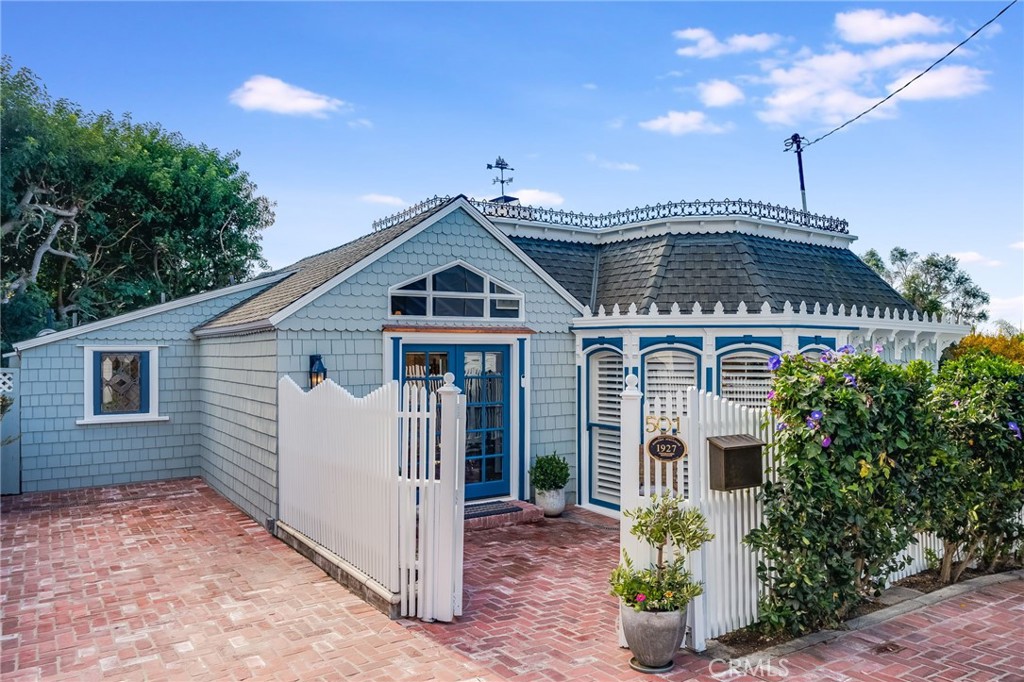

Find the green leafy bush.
[
  {"left": 746, "top": 346, "right": 940, "bottom": 634},
  {"left": 924, "top": 351, "right": 1024, "bottom": 582},
  {"left": 611, "top": 493, "right": 714, "bottom": 612},
  {"left": 529, "top": 452, "right": 570, "bottom": 491}
]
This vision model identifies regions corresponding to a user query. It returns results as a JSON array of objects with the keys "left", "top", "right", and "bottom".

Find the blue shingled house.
[{"left": 3, "top": 195, "right": 969, "bottom": 521}]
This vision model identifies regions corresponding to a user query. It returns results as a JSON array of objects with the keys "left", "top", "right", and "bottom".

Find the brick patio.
[{"left": 2, "top": 478, "right": 1022, "bottom": 681}]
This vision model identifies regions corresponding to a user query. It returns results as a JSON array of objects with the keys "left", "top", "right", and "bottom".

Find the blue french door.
[{"left": 402, "top": 345, "right": 510, "bottom": 500}]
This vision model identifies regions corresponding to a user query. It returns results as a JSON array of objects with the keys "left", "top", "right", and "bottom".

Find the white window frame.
[
  {"left": 387, "top": 260, "right": 525, "bottom": 322},
  {"left": 77, "top": 345, "right": 168, "bottom": 425}
]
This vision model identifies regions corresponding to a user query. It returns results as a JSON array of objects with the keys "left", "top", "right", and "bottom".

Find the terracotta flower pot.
[{"left": 620, "top": 603, "right": 687, "bottom": 673}]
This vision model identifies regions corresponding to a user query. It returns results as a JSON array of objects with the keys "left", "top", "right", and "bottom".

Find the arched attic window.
[{"left": 389, "top": 262, "right": 523, "bottom": 320}]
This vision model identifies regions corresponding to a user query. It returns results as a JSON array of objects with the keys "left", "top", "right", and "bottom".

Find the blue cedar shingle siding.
[
  {"left": 511, "top": 232, "right": 912, "bottom": 314},
  {"left": 197, "top": 331, "right": 278, "bottom": 523},
  {"left": 16, "top": 287, "right": 265, "bottom": 492}
]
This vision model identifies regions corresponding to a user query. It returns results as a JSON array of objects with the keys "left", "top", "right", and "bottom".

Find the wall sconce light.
[{"left": 309, "top": 354, "right": 327, "bottom": 388}]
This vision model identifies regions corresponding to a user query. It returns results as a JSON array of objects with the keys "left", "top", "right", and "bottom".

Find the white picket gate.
[
  {"left": 619, "top": 379, "right": 771, "bottom": 652},
  {"left": 278, "top": 374, "right": 465, "bottom": 622}
]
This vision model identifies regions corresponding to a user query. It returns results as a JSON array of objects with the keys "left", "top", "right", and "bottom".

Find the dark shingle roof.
[
  {"left": 199, "top": 200, "right": 451, "bottom": 330},
  {"left": 511, "top": 233, "right": 912, "bottom": 314}
]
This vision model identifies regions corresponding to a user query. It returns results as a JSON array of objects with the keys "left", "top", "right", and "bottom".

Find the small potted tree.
[
  {"left": 610, "top": 493, "right": 714, "bottom": 673},
  {"left": 529, "top": 452, "right": 570, "bottom": 517}
]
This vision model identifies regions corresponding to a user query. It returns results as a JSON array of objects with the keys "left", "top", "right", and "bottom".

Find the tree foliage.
[
  {"left": 861, "top": 247, "right": 990, "bottom": 325},
  {"left": 948, "top": 330, "right": 1024, "bottom": 365},
  {"left": 1, "top": 57, "right": 274, "bottom": 351}
]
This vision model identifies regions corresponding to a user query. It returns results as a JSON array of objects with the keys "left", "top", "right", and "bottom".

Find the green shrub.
[
  {"left": 924, "top": 351, "right": 1024, "bottom": 582},
  {"left": 529, "top": 452, "right": 570, "bottom": 491},
  {"left": 746, "top": 346, "right": 940, "bottom": 635}
]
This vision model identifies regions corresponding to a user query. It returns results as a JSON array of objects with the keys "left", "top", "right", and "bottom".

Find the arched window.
[
  {"left": 644, "top": 350, "right": 698, "bottom": 415},
  {"left": 389, "top": 262, "right": 523, "bottom": 319},
  {"left": 719, "top": 351, "right": 773, "bottom": 408}
]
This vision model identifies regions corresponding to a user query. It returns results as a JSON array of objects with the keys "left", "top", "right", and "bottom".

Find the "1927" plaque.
[{"left": 646, "top": 435, "right": 687, "bottom": 463}]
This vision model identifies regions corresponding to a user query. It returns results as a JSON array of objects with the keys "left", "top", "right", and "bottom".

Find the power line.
[{"left": 804, "top": 0, "right": 1019, "bottom": 149}]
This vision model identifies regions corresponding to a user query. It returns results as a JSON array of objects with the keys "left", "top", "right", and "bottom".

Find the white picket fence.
[
  {"left": 618, "top": 383, "right": 1018, "bottom": 652},
  {"left": 278, "top": 374, "right": 466, "bottom": 622}
]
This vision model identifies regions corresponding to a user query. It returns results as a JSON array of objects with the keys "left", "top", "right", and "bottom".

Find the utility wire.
[{"left": 804, "top": 0, "right": 1019, "bottom": 149}]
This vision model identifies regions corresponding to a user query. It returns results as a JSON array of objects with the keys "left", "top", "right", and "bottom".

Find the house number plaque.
[{"left": 646, "top": 435, "right": 687, "bottom": 463}]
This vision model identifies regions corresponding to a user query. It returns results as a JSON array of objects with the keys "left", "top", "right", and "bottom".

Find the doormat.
[{"left": 464, "top": 501, "right": 520, "bottom": 519}]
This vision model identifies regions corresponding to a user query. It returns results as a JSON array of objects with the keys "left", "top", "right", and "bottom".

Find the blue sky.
[{"left": 3, "top": 1, "right": 1022, "bottom": 326}]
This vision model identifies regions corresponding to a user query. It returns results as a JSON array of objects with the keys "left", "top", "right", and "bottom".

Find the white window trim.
[
  {"left": 77, "top": 345, "right": 168, "bottom": 425},
  {"left": 388, "top": 260, "right": 525, "bottom": 322}
]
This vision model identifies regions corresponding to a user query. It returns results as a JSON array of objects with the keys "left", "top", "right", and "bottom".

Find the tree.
[
  {"left": 948, "top": 330, "right": 1024, "bottom": 365},
  {"left": 1, "top": 57, "right": 274, "bottom": 351},
  {"left": 861, "top": 247, "right": 989, "bottom": 325}
]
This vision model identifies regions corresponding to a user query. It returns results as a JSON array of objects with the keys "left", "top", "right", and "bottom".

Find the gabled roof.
[
  {"left": 196, "top": 196, "right": 585, "bottom": 336},
  {"left": 196, "top": 200, "right": 451, "bottom": 333},
  {"left": 511, "top": 232, "right": 913, "bottom": 315}
]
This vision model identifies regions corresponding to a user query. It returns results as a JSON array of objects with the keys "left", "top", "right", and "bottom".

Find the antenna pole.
[{"left": 784, "top": 134, "right": 808, "bottom": 212}]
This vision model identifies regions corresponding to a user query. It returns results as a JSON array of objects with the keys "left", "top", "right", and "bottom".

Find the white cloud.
[
  {"left": 885, "top": 65, "right": 988, "bottom": 100},
  {"left": 674, "top": 27, "right": 781, "bottom": 59},
  {"left": 229, "top": 75, "right": 347, "bottom": 117},
  {"left": 515, "top": 189, "right": 565, "bottom": 207},
  {"left": 836, "top": 9, "right": 949, "bottom": 44},
  {"left": 348, "top": 118, "right": 374, "bottom": 129},
  {"left": 582, "top": 83, "right": 598, "bottom": 90},
  {"left": 639, "top": 110, "right": 732, "bottom": 135},
  {"left": 1010, "top": 241, "right": 1024, "bottom": 250},
  {"left": 985, "top": 295, "right": 1024, "bottom": 326},
  {"left": 755, "top": 41, "right": 982, "bottom": 127},
  {"left": 697, "top": 79, "right": 745, "bottom": 107},
  {"left": 952, "top": 251, "right": 1002, "bottom": 267},
  {"left": 360, "top": 193, "right": 406, "bottom": 206},
  {"left": 585, "top": 154, "right": 639, "bottom": 172}
]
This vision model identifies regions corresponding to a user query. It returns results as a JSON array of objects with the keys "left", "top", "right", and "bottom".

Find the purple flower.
[
  {"left": 1010, "top": 422, "right": 1022, "bottom": 440},
  {"left": 838, "top": 344, "right": 855, "bottom": 354},
  {"left": 767, "top": 390, "right": 776, "bottom": 400},
  {"left": 953, "top": 400, "right": 960, "bottom": 408},
  {"left": 806, "top": 418, "right": 818, "bottom": 430},
  {"left": 767, "top": 355, "right": 782, "bottom": 371},
  {"left": 818, "top": 375, "right": 827, "bottom": 386},
  {"left": 822, "top": 436, "right": 832, "bottom": 448},
  {"left": 811, "top": 410, "right": 823, "bottom": 421},
  {"left": 843, "top": 373, "right": 858, "bottom": 388},
  {"left": 820, "top": 351, "right": 835, "bottom": 364},
  {"left": 873, "top": 344, "right": 884, "bottom": 354},
  {"left": 776, "top": 422, "right": 788, "bottom": 431}
]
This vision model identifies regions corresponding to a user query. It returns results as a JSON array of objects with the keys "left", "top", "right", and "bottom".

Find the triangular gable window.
[{"left": 390, "top": 262, "right": 523, "bottom": 320}]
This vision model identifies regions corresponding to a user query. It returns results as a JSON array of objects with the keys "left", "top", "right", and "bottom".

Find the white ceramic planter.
[{"left": 535, "top": 488, "right": 566, "bottom": 517}]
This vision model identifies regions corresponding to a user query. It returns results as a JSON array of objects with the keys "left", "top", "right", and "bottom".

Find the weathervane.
[
  {"left": 486, "top": 156, "right": 514, "bottom": 198},
  {"left": 783, "top": 134, "right": 808, "bottom": 212}
]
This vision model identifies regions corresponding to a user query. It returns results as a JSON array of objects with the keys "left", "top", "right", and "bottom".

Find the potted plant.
[
  {"left": 529, "top": 452, "right": 570, "bottom": 517},
  {"left": 610, "top": 492, "right": 714, "bottom": 673}
]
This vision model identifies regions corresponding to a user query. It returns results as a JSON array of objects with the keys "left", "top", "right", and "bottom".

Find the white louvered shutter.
[
  {"left": 720, "top": 352, "right": 773, "bottom": 408},
  {"left": 589, "top": 351, "right": 623, "bottom": 507}
]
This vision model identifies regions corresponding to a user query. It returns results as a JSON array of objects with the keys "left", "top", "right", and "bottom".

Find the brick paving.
[{"left": 2, "top": 478, "right": 1023, "bottom": 681}]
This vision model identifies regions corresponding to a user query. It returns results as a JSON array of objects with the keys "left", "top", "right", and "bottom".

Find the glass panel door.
[{"left": 403, "top": 345, "right": 510, "bottom": 500}]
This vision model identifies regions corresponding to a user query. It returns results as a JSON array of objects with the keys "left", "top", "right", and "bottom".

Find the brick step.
[{"left": 464, "top": 500, "right": 544, "bottom": 531}]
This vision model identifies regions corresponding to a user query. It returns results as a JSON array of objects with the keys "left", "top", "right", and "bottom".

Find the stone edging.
[
  {"left": 705, "top": 569, "right": 1024, "bottom": 667},
  {"left": 273, "top": 520, "right": 401, "bottom": 619}
]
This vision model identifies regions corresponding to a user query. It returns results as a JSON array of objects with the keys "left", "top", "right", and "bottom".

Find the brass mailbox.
[{"left": 708, "top": 434, "right": 764, "bottom": 491}]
